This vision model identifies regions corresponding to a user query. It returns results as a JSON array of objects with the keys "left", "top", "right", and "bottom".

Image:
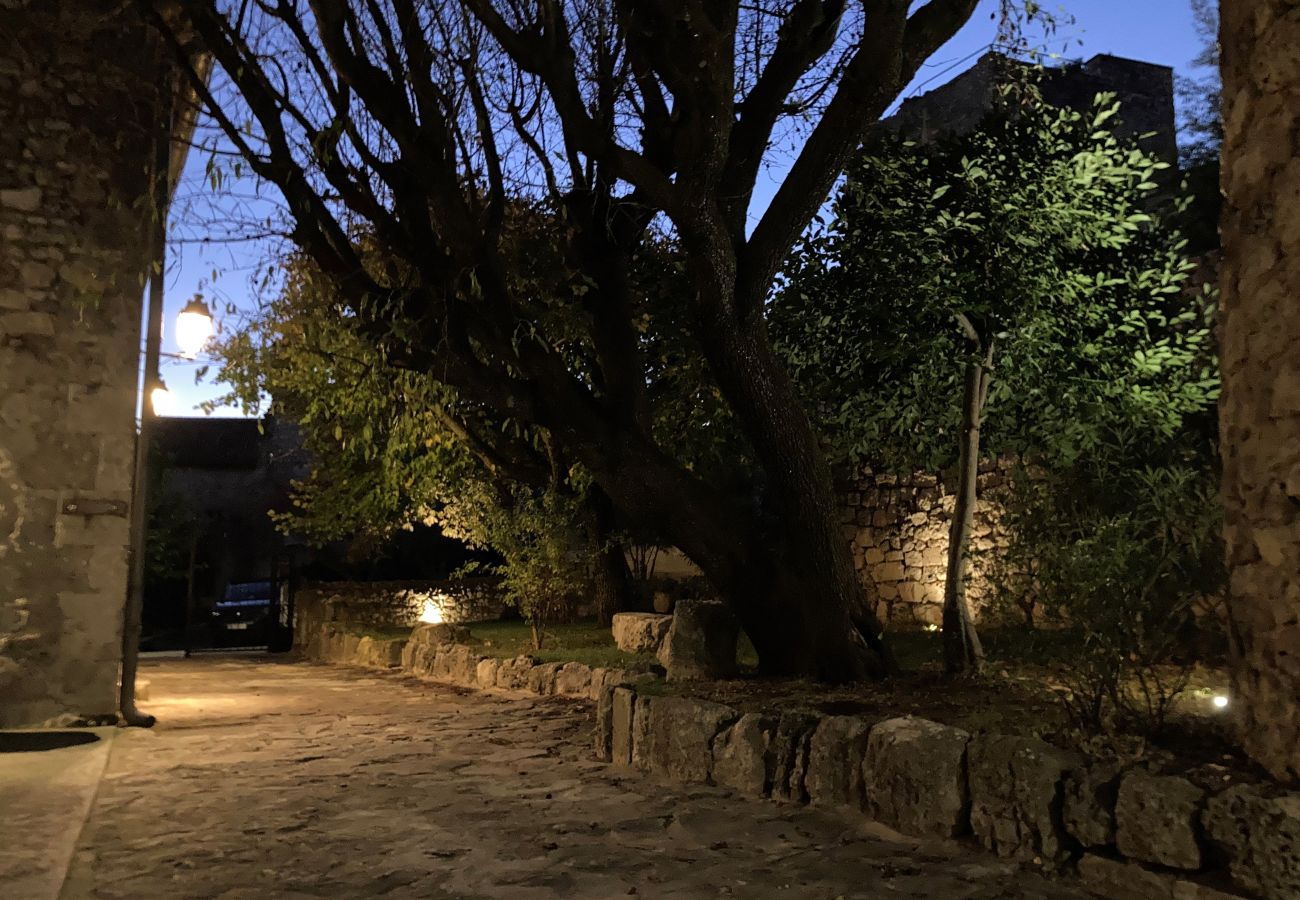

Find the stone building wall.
[
  {"left": 0, "top": 1, "right": 164, "bottom": 726},
  {"left": 1218, "top": 1, "right": 1300, "bottom": 783},
  {"left": 838, "top": 460, "right": 1014, "bottom": 628},
  {"left": 886, "top": 52, "right": 1178, "bottom": 165}
]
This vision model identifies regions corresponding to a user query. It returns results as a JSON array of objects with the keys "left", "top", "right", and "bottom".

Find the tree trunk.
[
  {"left": 942, "top": 358, "right": 987, "bottom": 674},
  {"left": 684, "top": 257, "right": 896, "bottom": 680},
  {"left": 588, "top": 488, "right": 632, "bottom": 626}
]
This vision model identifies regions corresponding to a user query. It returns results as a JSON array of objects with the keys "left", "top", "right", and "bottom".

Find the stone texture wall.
[
  {"left": 600, "top": 686, "right": 1300, "bottom": 898},
  {"left": 293, "top": 578, "right": 508, "bottom": 646},
  {"left": 0, "top": 1, "right": 164, "bottom": 726},
  {"left": 839, "top": 461, "right": 1013, "bottom": 627},
  {"left": 1218, "top": 1, "right": 1300, "bottom": 783}
]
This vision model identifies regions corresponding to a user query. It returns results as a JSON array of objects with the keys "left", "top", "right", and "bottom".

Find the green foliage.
[
  {"left": 441, "top": 483, "right": 593, "bottom": 647},
  {"left": 210, "top": 219, "right": 732, "bottom": 635},
  {"left": 771, "top": 86, "right": 1217, "bottom": 475},
  {"left": 988, "top": 434, "right": 1225, "bottom": 735}
]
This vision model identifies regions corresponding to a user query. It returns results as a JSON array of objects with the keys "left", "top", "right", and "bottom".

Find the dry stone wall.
[
  {"left": 293, "top": 578, "right": 507, "bottom": 640},
  {"left": 1218, "top": 0, "right": 1300, "bottom": 783},
  {"left": 838, "top": 460, "right": 1014, "bottom": 626},
  {"left": 600, "top": 685, "right": 1300, "bottom": 899},
  {"left": 0, "top": 1, "right": 164, "bottom": 726}
]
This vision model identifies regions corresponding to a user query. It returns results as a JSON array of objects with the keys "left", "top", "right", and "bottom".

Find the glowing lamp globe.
[
  {"left": 175, "top": 295, "right": 214, "bottom": 358},
  {"left": 150, "top": 382, "right": 177, "bottom": 416}
]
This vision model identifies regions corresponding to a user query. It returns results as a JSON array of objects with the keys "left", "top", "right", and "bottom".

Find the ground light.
[
  {"left": 1213, "top": 694, "right": 1230, "bottom": 710},
  {"left": 419, "top": 598, "right": 445, "bottom": 624}
]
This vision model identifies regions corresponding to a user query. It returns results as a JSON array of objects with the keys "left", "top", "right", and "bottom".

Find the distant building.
[
  {"left": 885, "top": 52, "right": 1177, "bottom": 165},
  {"left": 144, "top": 417, "right": 309, "bottom": 647}
]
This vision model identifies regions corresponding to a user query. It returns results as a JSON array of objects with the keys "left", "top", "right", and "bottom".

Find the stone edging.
[
  {"left": 301, "top": 621, "right": 650, "bottom": 704},
  {"left": 594, "top": 686, "right": 1300, "bottom": 900}
]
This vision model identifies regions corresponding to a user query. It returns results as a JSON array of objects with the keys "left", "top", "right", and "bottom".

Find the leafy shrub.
[{"left": 989, "top": 437, "right": 1225, "bottom": 735}]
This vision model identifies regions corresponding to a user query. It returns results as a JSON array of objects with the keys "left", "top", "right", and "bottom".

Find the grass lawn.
[
  {"left": 349, "top": 624, "right": 415, "bottom": 642},
  {"left": 465, "top": 617, "right": 659, "bottom": 670}
]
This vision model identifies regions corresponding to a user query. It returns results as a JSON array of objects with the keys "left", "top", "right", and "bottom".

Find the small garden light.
[
  {"left": 175, "top": 294, "right": 214, "bottom": 358},
  {"left": 1212, "top": 694, "right": 1229, "bottom": 710},
  {"left": 418, "top": 597, "right": 445, "bottom": 625}
]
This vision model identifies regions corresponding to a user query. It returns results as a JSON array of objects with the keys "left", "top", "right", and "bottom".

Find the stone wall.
[
  {"left": 0, "top": 1, "right": 165, "bottom": 726},
  {"left": 839, "top": 460, "right": 1013, "bottom": 627},
  {"left": 599, "top": 685, "right": 1300, "bottom": 899},
  {"left": 295, "top": 610, "right": 650, "bottom": 704},
  {"left": 1218, "top": 1, "right": 1300, "bottom": 783},
  {"left": 293, "top": 578, "right": 507, "bottom": 646}
]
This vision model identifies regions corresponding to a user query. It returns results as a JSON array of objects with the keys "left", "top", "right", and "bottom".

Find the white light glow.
[
  {"left": 924, "top": 623, "right": 940, "bottom": 633},
  {"left": 150, "top": 384, "right": 177, "bottom": 416},
  {"left": 175, "top": 297, "right": 214, "bottom": 358},
  {"left": 418, "top": 599, "right": 444, "bottom": 624},
  {"left": 1212, "top": 694, "right": 1229, "bottom": 710}
]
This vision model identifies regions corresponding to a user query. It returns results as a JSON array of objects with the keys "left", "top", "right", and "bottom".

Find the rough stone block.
[
  {"left": 863, "top": 716, "right": 970, "bottom": 838},
  {"left": 0, "top": 310, "right": 55, "bottom": 335},
  {"left": 610, "top": 687, "right": 637, "bottom": 767},
  {"left": 770, "top": 712, "right": 821, "bottom": 804},
  {"left": 805, "top": 715, "right": 870, "bottom": 807},
  {"left": 712, "top": 713, "right": 776, "bottom": 797},
  {"left": 554, "top": 661, "right": 593, "bottom": 696},
  {"left": 0, "top": 186, "right": 41, "bottom": 211},
  {"left": 475, "top": 657, "right": 500, "bottom": 687},
  {"left": 526, "top": 661, "right": 562, "bottom": 695},
  {"left": 968, "top": 734, "right": 1081, "bottom": 865},
  {"left": 1203, "top": 784, "right": 1300, "bottom": 899},
  {"left": 1077, "top": 854, "right": 1246, "bottom": 900},
  {"left": 630, "top": 693, "right": 653, "bottom": 772},
  {"left": 1064, "top": 762, "right": 1124, "bottom": 849},
  {"left": 494, "top": 656, "right": 536, "bottom": 691},
  {"left": 637, "top": 695, "right": 736, "bottom": 784},
  {"left": 594, "top": 685, "right": 615, "bottom": 761},
  {"left": 1115, "top": 771, "right": 1204, "bottom": 870},
  {"left": 611, "top": 612, "right": 672, "bottom": 654},
  {"left": 657, "top": 600, "right": 739, "bottom": 681}
]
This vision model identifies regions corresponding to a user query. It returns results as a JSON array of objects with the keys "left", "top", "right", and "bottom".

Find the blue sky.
[{"left": 158, "top": 0, "right": 1212, "bottom": 416}]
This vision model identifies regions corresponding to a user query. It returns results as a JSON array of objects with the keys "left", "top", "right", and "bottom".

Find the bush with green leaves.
[
  {"left": 439, "top": 482, "right": 592, "bottom": 649},
  {"left": 988, "top": 431, "right": 1225, "bottom": 735}
]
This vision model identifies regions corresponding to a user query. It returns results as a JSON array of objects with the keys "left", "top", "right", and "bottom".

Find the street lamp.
[
  {"left": 150, "top": 379, "right": 177, "bottom": 417},
  {"left": 175, "top": 294, "right": 214, "bottom": 358}
]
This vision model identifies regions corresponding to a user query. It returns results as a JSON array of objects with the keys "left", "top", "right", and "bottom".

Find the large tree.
[{"left": 145, "top": 0, "right": 993, "bottom": 680}]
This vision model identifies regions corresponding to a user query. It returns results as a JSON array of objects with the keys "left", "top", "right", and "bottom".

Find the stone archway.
[{"left": 1219, "top": 1, "right": 1300, "bottom": 782}]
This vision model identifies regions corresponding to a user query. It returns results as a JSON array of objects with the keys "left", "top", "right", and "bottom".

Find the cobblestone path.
[{"left": 60, "top": 657, "right": 1090, "bottom": 899}]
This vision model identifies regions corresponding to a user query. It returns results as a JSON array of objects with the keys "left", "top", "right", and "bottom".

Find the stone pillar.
[
  {"left": 0, "top": 1, "right": 163, "bottom": 726},
  {"left": 1218, "top": 1, "right": 1300, "bottom": 783}
]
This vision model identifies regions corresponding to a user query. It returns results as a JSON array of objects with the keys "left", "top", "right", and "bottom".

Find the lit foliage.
[
  {"left": 210, "top": 222, "right": 736, "bottom": 637},
  {"left": 771, "top": 86, "right": 1219, "bottom": 475}
]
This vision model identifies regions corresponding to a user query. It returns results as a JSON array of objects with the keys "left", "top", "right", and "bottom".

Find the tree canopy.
[{"left": 149, "top": 0, "right": 1034, "bottom": 679}]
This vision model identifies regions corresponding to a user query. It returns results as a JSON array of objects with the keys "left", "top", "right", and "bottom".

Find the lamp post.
[{"left": 119, "top": 96, "right": 214, "bottom": 725}]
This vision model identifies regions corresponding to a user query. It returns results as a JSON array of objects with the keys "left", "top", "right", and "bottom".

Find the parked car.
[{"left": 211, "top": 581, "right": 275, "bottom": 647}]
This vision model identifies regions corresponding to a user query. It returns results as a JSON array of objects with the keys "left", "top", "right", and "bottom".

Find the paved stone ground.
[{"left": 58, "top": 657, "right": 1091, "bottom": 899}]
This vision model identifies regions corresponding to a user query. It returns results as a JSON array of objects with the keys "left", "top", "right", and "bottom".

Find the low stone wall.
[
  {"left": 596, "top": 686, "right": 1299, "bottom": 900},
  {"left": 294, "top": 578, "right": 507, "bottom": 638},
  {"left": 300, "top": 619, "right": 649, "bottom": 704},
  {"left": 839, "top": 461, "right": 1015, "bottom": 627}
]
